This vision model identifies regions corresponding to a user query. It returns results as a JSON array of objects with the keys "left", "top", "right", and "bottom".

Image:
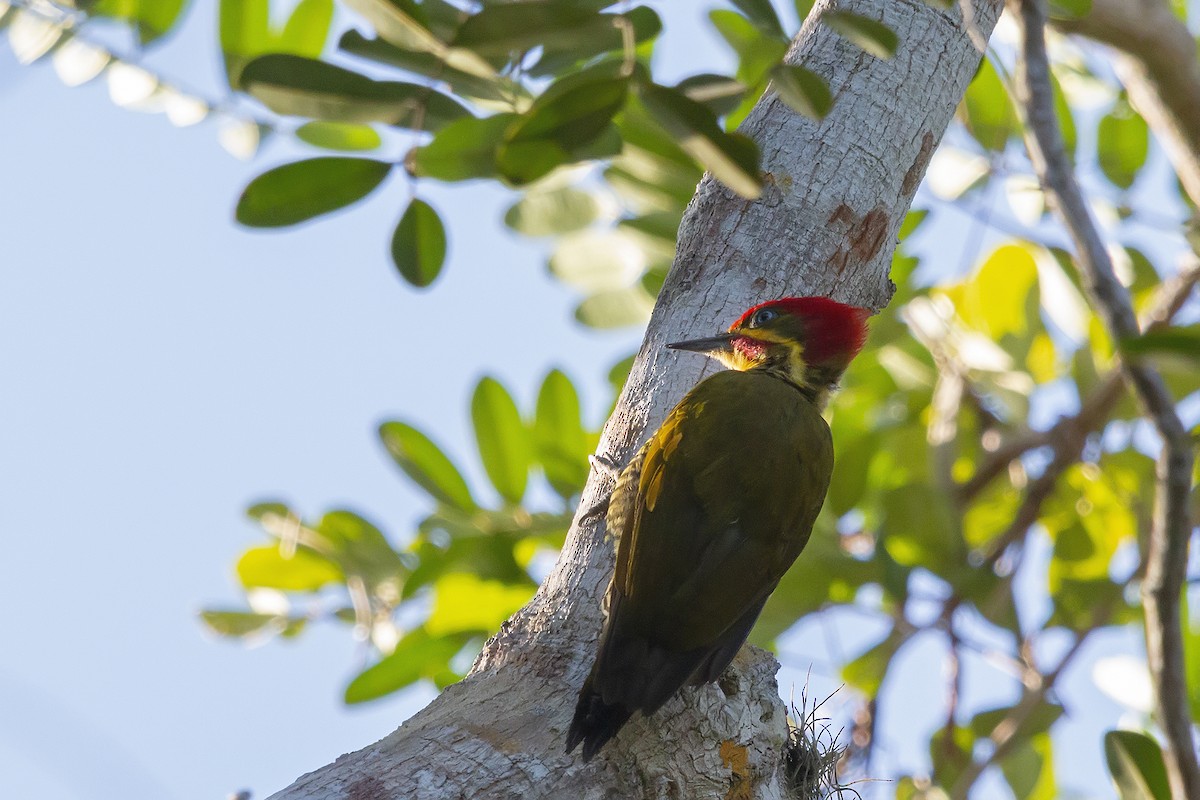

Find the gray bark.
[{"left": 268, "top": 1, "right": 1003, "bottom": 798}]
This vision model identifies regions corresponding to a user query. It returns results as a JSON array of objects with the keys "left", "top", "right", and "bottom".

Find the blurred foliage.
[
  {"left": 201, "top": 368, "right": 603, "bottom": 702},
  {"left": 9, "top": 0, "right": 1200, "bottom": 797}
]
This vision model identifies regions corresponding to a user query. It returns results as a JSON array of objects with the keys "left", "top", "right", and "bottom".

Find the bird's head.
[{"left": 667, "top": 297, "right": 870, "bottom": 405}]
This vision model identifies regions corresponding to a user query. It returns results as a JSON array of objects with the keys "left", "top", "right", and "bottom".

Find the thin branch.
[
  {"left": 1052, "top": 0, "right": 1200, "bottom": 209},
  {"left": 948, "top": 608, "right": 1105, "bottom": 800},
  {"left": 960, "top": 260, "right": 1200, "bottom": 502},
  {"left": 1013, "top": 2, "right": 1200, "bottom": 797}
]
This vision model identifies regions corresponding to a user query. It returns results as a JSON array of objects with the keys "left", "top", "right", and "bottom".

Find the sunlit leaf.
[
  {"left": 425, "top": 573, "right": 534, "bottom": 635},
  {"left": 391, "top": 198, "right": 447, "bottom": 288},
  {"left": 235, "top": 157, "right": 391, "bottom": 227},
  {"left": 93, "top": 0, "right": 187, "bottom": 44},
  {"left": 295, "top": 120, "right": 382, "bottom": 151},
  {"left": 379, "top": 421, "right": 477, "bottom": 511},
  {"left": 236, "top": 544, "right": 343, "bottom": 591},
  {"left": 219, "top": 0, "right": 268, "bottom": 83},
  {"left": 472, "top": 376, "right": 531, "bottom": 504},
  {"left": 1048, "top": 0, "right": 1092, "bottom": 19},
  {"left": 277, "top": 0, "right": 334, "bottom": 58},
  {"left": 961, "top": 57, "right": 1017, "bottom": 152}
]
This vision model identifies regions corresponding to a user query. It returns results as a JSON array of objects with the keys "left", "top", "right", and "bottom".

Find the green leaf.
[
  {"left": 295, "top": 121, "right": 382, "bottom": 152},
  {"left": 408, "top": 113, "right": 516, "bottom": 181},
  {"left": 842, "top": 627, "right": 905, "bottom": 695},
  {"left": 880, "top": 484, "right": 959, "bottom": 571},
  {"left": 1098, "top": 100, "right": 1149, "bottom": 189},
  {"left": 1051, "top": 71, "right": 1076, "bottom": 160},
  {"left": 828, "top": 433, "right": 877, "bottom": 515},
  {"left": 236, "top": 544, "right": 343, "bottom": 591},
  {"left": 639, "top": 82, "right": 762, "bottom": 199},
  {"left": 315, "top": 510, "right": 406, "bottom": 590},
  {"left": 971, "top": 703, "right": 1063, "bottom": 740},
  {"left": 219, "top": 0, "right": 268, "bottom": 83},
  {"left": 425, "top": 572, "right": 534, "bottom": 635},
  {"left": 344, "top": 629, "right": 469, "bottom": 703},
  {"left": 235, "top": 157, "right": 391, "bottom": 228},
  {"left": 496, "top": 67, "right": 630, "bottom": 183},
  {"left": 1048, "top": 0, "right": 1092, "bottom": 19},
  {"left": 504, "top": 187, "right": 598, "bottom": 236},
  {"left": 1003, "top": 733, "right": 1056, "bottom": 800},
  {"left": 550, "top": 230, "right": 646, "bottom": 292},
  {"left": 339, "top": 31, "right": 520, "bottom": 105},
  {"left": 378, "top": 421, "right": 477, "bottom": 510},
  {"left": 821, "top": 10, "right": 898, "bottom": 59},
  {"left": 574, "top": 286, "right": 655, "bottom": 328},
  {"left": 453, "top": 1, "right": 616, "bottom": 58},
  {"left": 471, "top": 376, "right": 531, "bottom": 504},
  {"left": 391, "top": 198, "right": 447, "bottom": 288},
  {"left": 92, "top": 0, "right": 188, "bottom": 44},
  {"left": 709, "top": 10, "right": 788, "bottom": 87},
  {"left": 276, "top": 0, "right": 334, "bottom": 58},
  {"left": 770, "top": 64, "right": 833, "bottom": 119},
  {"left": 1120, "top": 324, "right": 1200, "bottom": 360},
  {"left": 220, "top": 0, "right": 267, "bottom": 55},
  {"left": 200, "top": 610, "right": 284, "bottom": 638},
  {"left": 731, "top": 0, "right": 787, "bottom": 38},
  {"left": 241, "top": 54, "right": 470, "bottom": 130},
  {"left": 533, "top": 369, "right": 591, "bottom": 498},
  {"left": 961, "top": 57, "right": 1017, "bottom": 152},
  {"left": 527, "top": 6, "right": 662, "bottom": 78},
  {"left": 342, "top": 0, "right": 438, "bottom": 54},
  {"left": 1104, "top": 730, "right": 1171, "bottom": 800},
  {"left": 675, "top": 73, "right": 747, "bottom": 117}
]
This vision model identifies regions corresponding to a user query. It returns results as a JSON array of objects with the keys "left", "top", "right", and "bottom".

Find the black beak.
[{"left": 666, "top": 333, "right": 735, "bottom": 354}]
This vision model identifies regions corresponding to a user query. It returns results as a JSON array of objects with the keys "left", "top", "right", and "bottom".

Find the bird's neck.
[{"left": 758, "top": 362, "right": 842, "bottom": 410}]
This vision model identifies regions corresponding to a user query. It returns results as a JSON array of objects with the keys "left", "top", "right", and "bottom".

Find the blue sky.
[{"left": 0, "top": 3, "right": 1157, "bottom": 798}]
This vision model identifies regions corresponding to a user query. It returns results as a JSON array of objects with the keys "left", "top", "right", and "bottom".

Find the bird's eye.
[{"left": 749, "top": 308, "right": 778, "bottom": 328}]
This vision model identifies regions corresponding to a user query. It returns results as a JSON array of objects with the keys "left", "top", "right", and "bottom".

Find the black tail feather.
[{"left": 565, "top": 677, "right": 634, "bottom": 762}]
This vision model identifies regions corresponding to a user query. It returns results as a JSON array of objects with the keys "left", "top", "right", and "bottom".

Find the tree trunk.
[{"left": 268, "top": 2, "right": 1003, "bottom": 797}]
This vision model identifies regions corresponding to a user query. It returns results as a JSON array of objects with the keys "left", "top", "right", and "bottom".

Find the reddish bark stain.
[
  {"left": 850, "top": 207, "right": 889, "bottom": 263},
  {"left": 826, "top": 204, "right": 890, "bottom": 274},
  {"left": 902, "top": 131, "right": 936, "bottom": 196}
]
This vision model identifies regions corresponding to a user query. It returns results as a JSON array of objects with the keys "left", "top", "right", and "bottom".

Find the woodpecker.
[{"left": 565, "top": 296, "right": 870, "bottom": 761}]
